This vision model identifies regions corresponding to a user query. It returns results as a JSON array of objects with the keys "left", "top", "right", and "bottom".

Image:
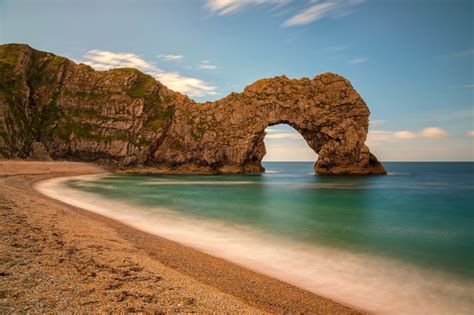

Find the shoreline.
[
  {"left": 0, "top": 161, "right": 359, "bottom": 313},
  {"left": 35, "top": 172, "right": 474, "bottom": 315}
]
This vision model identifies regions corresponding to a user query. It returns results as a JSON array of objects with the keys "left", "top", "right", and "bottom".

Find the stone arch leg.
[
  {"left": 243, "top": 131, "right": 267, "bottom": 173},
  {"left": 315, "top": 139, "right": 386, "bottom": 175}
]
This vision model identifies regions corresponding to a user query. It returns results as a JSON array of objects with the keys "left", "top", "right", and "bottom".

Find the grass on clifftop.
[{"left": 126, "top": 71, "right": 156, "bottom": 98}]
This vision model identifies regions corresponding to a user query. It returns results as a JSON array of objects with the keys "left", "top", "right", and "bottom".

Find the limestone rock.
[
  {"left": 28, "top": 142, "right": 52, "bottom": 161},
  {"left": 0, "top": 44, "right": 386, "bottom": 175}
]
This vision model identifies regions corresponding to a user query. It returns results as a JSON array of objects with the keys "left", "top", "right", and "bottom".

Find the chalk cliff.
[{"left": 0, "top": 44, "right": 385, "bottom": 175}]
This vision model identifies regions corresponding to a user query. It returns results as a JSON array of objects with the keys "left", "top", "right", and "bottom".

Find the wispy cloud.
[
  {"left": 265, "top": 127, "right": 303, "bottom": 139},
  {"left": 197, "top": 64, "right": 217, "bottom": 70},
  {"left": 204, "top": 0, "right": 365, "bottom": 27},
  {"left": 197, "top": 60, "right": 218, "bottom": 70},
  {"left": 204, "top": 0, "right": 289, "bottom": 15},
  {"left": 325, "top": 45, "right": 349, "bottom": 52},
  {"left": 368, "top": 127, "right": 448, "bottom": 144},
  {"left": 419, "top": 108, "right": 473, "bottom": 124},
  {"left": 467, "top": 130, "right": 474, "bottom": 137},
  {"left": 282, "top": 0, "right": 365, "bottom": 27},
  {"left": 367, "top": 130, "right": 395, "bottom": 144},
  {"left": 83, "top": 50, "right": 155, "bottom": 71},
  {"left": 440, "top": 48, "right": 474, "bottom": 59},
  {"left": 79, "top": 50, "right": 217, "bottom": 98},
  {"left": 370, "top": 119, "right": 386, "bottom": 127},
  {"left": 155, "top": 72, "right": 217, "bottom": 98},
  {"left": 263, "top": 145, "right": 316, "bottom": 161},
  {"left": 420, "top": 127, "right": 447, "bottom": 138},
  {"left": 463, "top": 84, "right": 474, "bottom": 88},
  {"left": 157, "top": 54, "right": 184, "bottom": 61},
  {"left": 394, "top": 131, "right": 417, "bottom": 139},
  {"left": 347, "top": 57, "right": 368, "bottom": 64},
  {"left": 283, "top": 1, "right": 336, "bottom": 26}
]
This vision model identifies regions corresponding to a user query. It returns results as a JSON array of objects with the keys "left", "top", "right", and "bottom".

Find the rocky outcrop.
[
  {"left": 0, "top": 44, "right": 385, "bottom": 175},
  {"left": 28, "top": 142, "right": 52, "bottom": 161}
]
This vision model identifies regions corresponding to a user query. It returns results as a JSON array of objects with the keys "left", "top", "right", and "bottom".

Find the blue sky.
[{"left": 1, "top": 0, "right": 473, "bottom": 161}]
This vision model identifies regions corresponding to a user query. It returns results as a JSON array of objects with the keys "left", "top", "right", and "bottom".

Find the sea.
[{"left": 36, "top": 162, "right": 474, "bottom": 314}]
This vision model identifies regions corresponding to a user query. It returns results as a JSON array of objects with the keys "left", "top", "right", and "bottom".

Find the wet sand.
[{"left": 0, "top": 161, "right": 360, "bottom": 313}]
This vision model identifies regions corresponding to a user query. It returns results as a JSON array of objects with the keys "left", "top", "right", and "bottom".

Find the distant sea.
[{"left": 38, "top": 162, "right": 474, "bottom": 314}]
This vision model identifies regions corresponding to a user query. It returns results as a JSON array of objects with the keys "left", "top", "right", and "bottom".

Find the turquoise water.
[{"left": 66, "top": 162, "right": 474, "bottom": 278}]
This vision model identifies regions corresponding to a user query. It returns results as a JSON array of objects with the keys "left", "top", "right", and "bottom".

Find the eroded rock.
[{"left": 0, "top": 44, "right": 385, "bottom": 175}]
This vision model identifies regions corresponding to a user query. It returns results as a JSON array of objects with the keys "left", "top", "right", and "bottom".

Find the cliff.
[{"left": 0, "top": 44, "right": 385, "bottom": 175}]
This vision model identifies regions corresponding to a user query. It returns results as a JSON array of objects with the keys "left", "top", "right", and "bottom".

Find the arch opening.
[{"left": 262, "top": 123, "right": 318, "bottom": 163}]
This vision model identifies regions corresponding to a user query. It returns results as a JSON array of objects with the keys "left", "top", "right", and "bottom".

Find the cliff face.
[
  {"left": 0, "top": 44, "right": 183, "bottom": 166},
  {"left": 0, "top": 44, "right": 385, "bottom": 175}
]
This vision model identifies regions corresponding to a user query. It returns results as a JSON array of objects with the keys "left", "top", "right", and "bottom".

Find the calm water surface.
[{"left": 66, "top": 162, "right": 474, "bottom": 278}]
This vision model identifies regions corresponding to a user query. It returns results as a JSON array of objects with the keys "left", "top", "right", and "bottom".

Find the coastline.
[{"left": 0, "top": 161, "right": 359, "bottom": 313}]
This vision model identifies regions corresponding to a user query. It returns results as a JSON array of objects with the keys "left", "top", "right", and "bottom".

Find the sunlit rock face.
[{"left": 0, "top": 44, "right": 385, "bottom": 175}]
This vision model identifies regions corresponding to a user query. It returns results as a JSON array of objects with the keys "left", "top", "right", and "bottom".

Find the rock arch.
[
  {"left": 154, "top": 73, "right": 386, "bottom": 175},
  {"left": 0, "top": 44, "right": 385, "bottom": 175}
]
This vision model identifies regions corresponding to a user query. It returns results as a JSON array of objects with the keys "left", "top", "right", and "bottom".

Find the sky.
[{"left": 0, "top": 0, "right": 472, "bottom": 161}]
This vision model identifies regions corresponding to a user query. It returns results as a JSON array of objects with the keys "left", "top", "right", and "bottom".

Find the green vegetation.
[
  {"left": 170, "top": 139, "right": 186, "bottom": 152},
  {"left": 0, "top": 44, "right": 179, "bottom": 157},
  {"left": 186, "top": 113, "right": 216, "bottom": 142},
  {"left": 0, "top": 46, "right": 19, "bottom": 66},
  {"left": 0, "top": 47, "right": 27, "bottom": 106},
  {"left": 127, "top": 72, "right": 155, "bottom": 98},
  {"left": 137, "top": 137, "right": 152, "bottom": 147},
  {"left": 67, "top": 91, "right": 104, "bottom": 101},
  {"left": 55, "top": 120, "right": 129, "bottom": 143},
  {"left": 192, "top": 125, "right": 206, "bottom": 141},
  {"left": 33, "top": 90, "right": 63, "bottom": 140},
  {"left": 127, "top": 72, "right": 176, "bottom": 132},
  {"left": 67, "top": 107, "right": 128, "bottom": 123},
  {"left": 145, "top": 107, "right": 175, "bottom": 131},
  {"left": 143, "top": 94, "right": 161, "bottom": 113},
  {"left": 0, "top": 46, "right": 35, "bottom": 157},
  {"left": 28, "top": 50, "right": 66, "bottom": 87},
  {"left": 0, "top": 46, "right": 70, "bottom": 157}
]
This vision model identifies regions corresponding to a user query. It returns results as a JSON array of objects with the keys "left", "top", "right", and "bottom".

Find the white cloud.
[
  {"left": 420, "top": 127, "right": 447, "bottom": 138},
  {"left": 366, "top": 130, "right": 394, "bottom": 144},
  {"left": 205, "top": 0, "right": 365, "bottom": 27},
  {"left": 463, "top": 84, "right": 474, "bottom": 88},
  {"left": 265, "top": 128, "right": 302, "bottom": 139},
  {"left": 263, "top": 126, "right": 460, "bottom": 162},
  {"left": 198, "top": 64, "right": 218, "bottom": 70},
  {"left": 394, "top": 131, "right": 417, "bottom": 139},
  {"left": 263, "top": 125, "right": 316, "bottom": 161},
  {"left": 83, "top": 50, "right": 155, "bottom": 71},
  {"left": 204, "top": 0, "right": 288, "bottom": 15},
  {"left": 199, "top": 66, "right": 217, "bottom": 71},
  {"left": 155, "top": 72, "right": 217, "bottom": 98},
  {"left": 282, "top": 0, "right": 365, "bottom": 27},
  {"left": 347, "top": 57, "right": 368, "bottom": 64},
  {"left": 368, "top": 127, "right": 448, "bottom": 144},
  {"left": 79, "top": 50, "right": 217, "bottom": 98},
  {"left": 467, "top": 130, "right": 474, "bottom": 137},
  {"left": 263, "top": 145, "right": 317, "bottom": 161},
  {"left": 195, "top": 60, "right": 218, "bottom": 70},
  {"left": 157, "top": 54, "right": 184, "bottom": 61},
  {"left": 283, "top": 2, "right": 336, "bottom": 26}
]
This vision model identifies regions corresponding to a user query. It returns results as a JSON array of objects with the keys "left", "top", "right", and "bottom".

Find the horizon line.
[{"left": 263, "top": 160, "right": 474, "bottom": 163}]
